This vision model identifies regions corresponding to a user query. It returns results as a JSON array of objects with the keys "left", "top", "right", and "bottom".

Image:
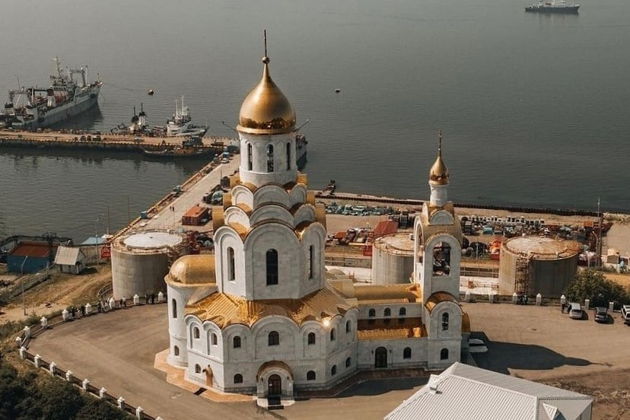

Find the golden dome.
[
  {"left": 167, "top": 254, "right": 216, "bottom": 285},
  {"left": 429, "top": 132, "right": 449, "bottom": 185},
  {"left": 237, "top": 56, "right": 296, "bottom": 135}
]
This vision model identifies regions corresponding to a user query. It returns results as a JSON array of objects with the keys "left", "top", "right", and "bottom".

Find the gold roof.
[
  {"left": 357, "top": 318, "right": 427, "bottom": 341},
  {"left": 166, "top": 255, "right": 216, "bottom": 285},
  {"left": 186, "top": 286, "right": 354, "bottom": 328},
  {"left": 462, "top": 312, "right": 471, "bottom": 333},
  {"left": 352, "top": 284, "right": 421, "bottom": 303},
  {"left": 424, "top": 291, "right": 457, "bottom": 313},
  {"left": 429, "top": 131, "right": 449, "bottom": 185},
  {"left": 236, "top": 55, "right": 296, "bottom": 135}
]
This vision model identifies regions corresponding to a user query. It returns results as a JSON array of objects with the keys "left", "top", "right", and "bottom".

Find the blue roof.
[{"left": 81, "top": 236, "right": 107, "bottom": 246}]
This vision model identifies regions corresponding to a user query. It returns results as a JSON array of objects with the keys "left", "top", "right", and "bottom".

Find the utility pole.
[{"left": 597, "top": 198, "right": 603, "bottom": 267}]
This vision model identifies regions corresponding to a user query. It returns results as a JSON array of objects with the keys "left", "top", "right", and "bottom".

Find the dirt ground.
[{"left": 0, "top": 264, "right": 112, "bottom": 322}]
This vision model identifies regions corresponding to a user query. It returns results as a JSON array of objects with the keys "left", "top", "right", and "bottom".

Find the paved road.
[{"left": 29, "top": 305, "right": 426, "bottom": 420}]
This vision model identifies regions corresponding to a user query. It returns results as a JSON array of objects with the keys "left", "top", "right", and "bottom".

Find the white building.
[
  {"left": 386, "top": 362, "right": 593, "bottom": 420},
  {"left": 163, "top": 48, "right": 470, "bottom": 400}
]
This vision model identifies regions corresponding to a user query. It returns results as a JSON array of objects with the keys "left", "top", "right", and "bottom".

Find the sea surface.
[{"left": 0, "top": 0, "right": 629, "bottom": 241}]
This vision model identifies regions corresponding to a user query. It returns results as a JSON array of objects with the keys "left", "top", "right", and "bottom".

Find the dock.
[{"left": 0, "top": 129, "right": 236, "bottom": 154}]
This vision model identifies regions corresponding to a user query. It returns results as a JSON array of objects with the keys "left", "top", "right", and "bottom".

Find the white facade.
[{"left": 162, "top": 54, "right": 468, "bottom": 400}]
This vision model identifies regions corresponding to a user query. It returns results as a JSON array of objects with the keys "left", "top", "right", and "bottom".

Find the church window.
[
  {"left": 368, "top": 309, "right": 376, "bottom": 317},
  {"left": 399, "top": 307, "right": 406, "bottom": 316},
  {"left": 247, "top": 143, "right": 253, "bottom": 170},
  {"left": 227, "top": 247, "right": 235, "bottom": 281},
  {"left": 308, "top": 245, "right": 314, "bottom": 279},
  {"left": 266, "top": 144, "right": 274, "bottom": 172},
  {"left": 266, "top": 249, "right": 279, "bottom": 285},
  {"left": 286, "top": 142, "right": 291, "bottom": 170},
  {"left": 442, "top": 313, "right": 449, "bottom": 331},
  {"left": 195, "top": 364, "right": 201, "bottom": 374},
  {"left": 233, "top": 336, "right": 241, "bottom": 348},
  {"left": 345, "top": 357, "right": 351, "bottom": 368},
  {"left": 307, "top": 370, "right": 316, "bottom": 381},
  {"left": 331, "top": 365, "right": 337, "bottom": 376},
  {"left": 307, "top": 332, "right": 316, "bottom": 345},
  {"left": 330, "top": 328, "right": 336, "bottom": 341},
  {"left": 403, "top": 347, "right": 412, "bottom": 359},
  {"left": 234, "top": 374, "right": 243, "bottom": 384},
  {"left": 268, "top": 331, "right": 280, "bottom": 346},
  {"left": 440, "top": 348, "right": 449, "bottom": 360},
  {"left": 345, "top": 320, "right": 351, "bottom": 333},
  {"left": 432, "top": 242, "right": 451, "bottom": 276},
  {"left": 384, "top": 308, "right": 391, "bottom": 317},
  {"left": 171, "top": 299, "right": 177, "bottom": 318},
  {"left": 193, "top": 327, "right": 200, "bottom": 339},
  {"left": 173, "top": 346, "right": 179, "bottom": 356},
  {"left": 212, "top": 333, "right": 218, "bottom": 346}
]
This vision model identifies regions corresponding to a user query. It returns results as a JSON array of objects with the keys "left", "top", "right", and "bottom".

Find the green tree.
[
  {"left": 76, "top": 399, "right": 129, "bottom": 420},
  {"left": 566, "top": 269, "right": 629, "bottom": 307}
]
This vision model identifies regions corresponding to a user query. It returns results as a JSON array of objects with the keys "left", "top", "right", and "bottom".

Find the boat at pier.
[
  {"left": 525, "top": 0, "right": 579, "bottom": 13},
  {"left": 0, "top": 58, "right": 102, "bottom": 129},
  {"left": 163, "top": 96, "right": 208, "bottom": 137},
  {"left": 142, "top": 136, "right": 215, "bottom": 159}
]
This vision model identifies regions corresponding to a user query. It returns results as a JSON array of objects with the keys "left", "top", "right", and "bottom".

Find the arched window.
[
  {"left": 307, "top": 332, "right": 316, "bottom": 345},
  {"left": 403, "top": 347, "right": 412, "bottom": 359},
  {"left": 308, "top": 245, "right": 314, "bottom": 279},
  {"left": 211, "top": 333, "right": 218, "bottom": 345},
  {"left": 384, "top": 308, "right": 391, "bottom": 317},
  {"left": 331, "top": 365, "right": 337, "bottom": 376},
  {"left": 227, "top": 247, "right": 235, "bottom": 281},
  {"left": 268, "top": 331, "right": 279, "bottom": 346},
  {"left": 233, "top": 336, "right": 241, "bottom": 348},
  {"left": 307, "top": 370, "right": 316, "bottom": 381},
  {"left": 368, "top": 309, "right": 376, "bottom": 317},
  {"left": 345, "top": 357, "right": 351, "bottom": 368},
  {"left": 286, "top": 142, "right": 291, "bottom": 170},
  {"left": 266, "top": 249, "right": 278, "bottom": 285},
  {"left": 433, "top": 242, "right": 451, "bottom": 276},
  {"left": 173, "top": 345, "right": 179, "bottom": 356},
  {"left": 330, "top": 328, "right": 336, "bottom": 341},
  {"left": 442, "top": 312, "right": 449, "bottom": 331},
  {"left": 247, "top": 143, "right": 253, "bottom": 170},
  {"left": 195, "top": 364, "right": 201, "bottom": 374},
  {"left": 234, "top": 374, "right": 243, "bottom": 384},
  {"left": 440, "top": 348, "right": 449, "bottom": 360},
  {"left": 345, "top": 320, "right": 351, "bottom": 333},
  {"left": 171, "top": 299, "right": 177, "bottom": 318},
  {"left": 399, "top": 307, "right": 406, "bottom": 317},
  {"left": 193, "top": 327, "right": 200, "bottom": 339},
  {"left": 266, "top": 144, "right": 274, "bottom": 172}
]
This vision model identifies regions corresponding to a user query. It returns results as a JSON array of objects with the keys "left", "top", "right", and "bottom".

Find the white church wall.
[{"left": 357, "top": 338, "right": 428, "bottom": 369}]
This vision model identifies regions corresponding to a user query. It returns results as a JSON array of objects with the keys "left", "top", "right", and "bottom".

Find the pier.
[{"left": 0, "top": 129, "right": 235, "bottom": 154}]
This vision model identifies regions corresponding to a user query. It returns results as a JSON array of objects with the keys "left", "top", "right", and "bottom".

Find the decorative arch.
[
  {"left": 253, "top": 185, "right": 291, "bottom": 208},
  {"left": 231, "top": 185, "right": 254, "bottom": 208},
  {"left": 249, "top": 204, "right": 294, "bottom": 226}
]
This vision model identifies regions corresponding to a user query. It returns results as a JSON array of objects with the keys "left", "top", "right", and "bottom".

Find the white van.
[{"left": 569, "top": 303, "right": 583, "bottom": 320}]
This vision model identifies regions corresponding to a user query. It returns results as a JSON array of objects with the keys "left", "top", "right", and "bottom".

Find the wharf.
[{"left": 0, "top": 129, "right": 235, "bottom": 154}]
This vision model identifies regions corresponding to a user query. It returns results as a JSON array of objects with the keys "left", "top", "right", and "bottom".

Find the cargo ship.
[
  {"left": 525, "top": 0, "right": 579, "bottom": 13},
  {"left": 0, "top": 58, "right": 102, "bottom": 129}
]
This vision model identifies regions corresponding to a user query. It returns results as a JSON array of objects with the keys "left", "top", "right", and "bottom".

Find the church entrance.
[
  {"left": 375, "top": 347, "right": 388, "bottom": 368},
  {"left": 267, "top": 374, "right": 282, "bottom": 396}
]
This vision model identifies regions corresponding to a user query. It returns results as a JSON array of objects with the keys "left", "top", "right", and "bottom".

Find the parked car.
[
  {"left": 569, "top": 303, "right": 583, "bottom": 320},
  {"left": 468, "top": 338, "right": 488, "bottom": 354},
  {"left": 594, "top": 307, "right": 609, "bottom": 323},
  {"left": 622, "top": 305, "right": 630, "bottom": 325}
]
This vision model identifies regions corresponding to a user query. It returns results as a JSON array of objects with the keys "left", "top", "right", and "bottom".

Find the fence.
[{"left": 14, "top": 295, "right": 166, "bottom": 420}]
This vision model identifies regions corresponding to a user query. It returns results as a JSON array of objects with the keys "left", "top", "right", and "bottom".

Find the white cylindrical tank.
[
  {"left": 371, "top": 233, "right": 415, "bottom": 284},
  {"left": 111, "top": 230, "right": 187, "bottom": 299}
]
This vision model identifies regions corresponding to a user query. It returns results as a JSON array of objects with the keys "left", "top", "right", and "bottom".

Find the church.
[{"left": 163, "top": 43, "right": 470, "bottom": 400}]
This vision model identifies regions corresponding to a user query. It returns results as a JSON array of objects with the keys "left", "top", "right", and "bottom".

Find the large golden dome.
[
  {"left": 429, "top": 132, "right": 449, "bottom": 185},
  {"left": 237, "top": 56, "right": 296, "bottom": 135}
]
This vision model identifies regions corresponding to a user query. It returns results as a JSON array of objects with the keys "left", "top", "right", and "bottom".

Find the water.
[{"left": 0, "top": 0, "right": 629, "bottom": 241}]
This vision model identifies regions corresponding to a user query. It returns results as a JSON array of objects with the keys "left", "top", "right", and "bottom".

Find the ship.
[
  {"left": 164, "top": 96, "right": 208, "bottom": 137},
  {"left": 525, "top": 0, "right": 579, "bottom": 13},
  {"left": 0, "top": 58, "right": 102, "bottom": 129}
]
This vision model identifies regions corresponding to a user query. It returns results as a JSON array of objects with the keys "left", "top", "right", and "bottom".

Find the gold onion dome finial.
[
  {"left": 429, "top": 130, "right": 449, "bottom": 185},
  {"left": 237, "top": 30, "right": 296, "bottom": 135}
]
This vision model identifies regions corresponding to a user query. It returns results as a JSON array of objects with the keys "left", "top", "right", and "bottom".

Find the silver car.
[{"left": 569, "top": 303, "right": 583, "bottom": 320}]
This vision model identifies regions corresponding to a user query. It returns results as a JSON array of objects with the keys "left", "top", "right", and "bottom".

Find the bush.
[{"left": 566, "top": 270, "right": 630, "bottom": 307}]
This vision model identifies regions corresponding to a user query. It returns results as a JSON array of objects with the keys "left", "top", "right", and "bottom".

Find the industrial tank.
[
  {"left": 111, "top": 230, "right": 187, "bottom": 299},
  {"left": 371, "top": 233, "right": 415, "bottom": 284},
  {"left": 499, "top": 236, "right": 580, "bottom": 297}
]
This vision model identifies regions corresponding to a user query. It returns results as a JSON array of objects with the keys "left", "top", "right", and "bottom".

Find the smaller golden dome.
[
  {"left": 237, "top": 56, "right": 296, "bottom": 135},
  {"left": 167, "top": 255, "right": 216, "bottom": 285},
  {"left": 429, "top": 132, "right": 449, "bottom": 185}
]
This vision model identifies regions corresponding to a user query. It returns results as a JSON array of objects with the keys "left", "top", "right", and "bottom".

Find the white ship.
[
  {"left": 165, "top": 96, "right": 208, "bottom": 137},
  {"left": 0, "top": 57, "right": 102, "bottom": 129}
]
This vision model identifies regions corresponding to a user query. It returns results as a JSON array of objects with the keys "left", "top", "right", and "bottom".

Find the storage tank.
[
  {"left": 111, "top": 230, "right": 187, "bottom": 299},
  {"left": 499, "top": 236, "right": 580, "bottom": 297},
  {"left": 371, "top": 233, "right": 415, "bottom": 284}
]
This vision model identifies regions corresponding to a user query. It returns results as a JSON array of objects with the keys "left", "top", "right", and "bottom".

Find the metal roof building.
[{"left": 385, "top": 363, "right": 592, "bottom": 420}]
